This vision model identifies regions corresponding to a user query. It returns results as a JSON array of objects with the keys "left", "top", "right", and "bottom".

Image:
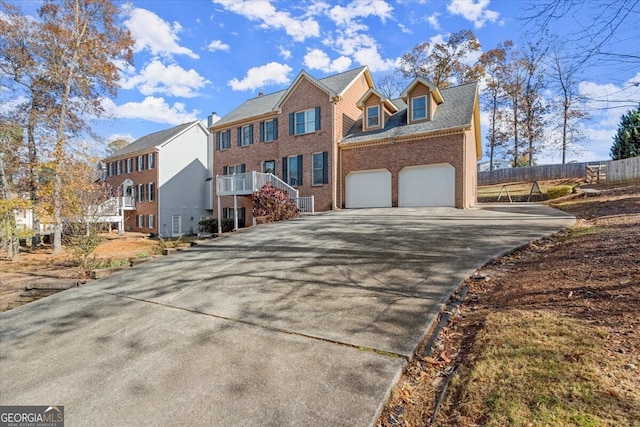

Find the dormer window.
[
  {"left": 367, "top": 105, "right": 380, "bottom": 128},
  {"left": 412, "top": 96, "right": 427, "bottom": 121}
]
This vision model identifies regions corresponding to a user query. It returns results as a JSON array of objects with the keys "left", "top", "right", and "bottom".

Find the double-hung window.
[
  {"left": 367, "top": 105, "right": 380, "bottom": 128},
  {"left": 237, "top": 124, "right": 253, "bottom": 147},
  {"left": 289, "top": 107, "right": 321, "bottom": 135},
  {"left": 116, "top": 160, "right": 122, "bottom": 175},
  {"left": 137, "top": 184, "right": 145, "bottom": 203},
  {"left": 108, "top": 163, "right": 114, "bottom": 176},
  {"left": 216, "top": 130, "right": 231, "bottom": 150},
  {"left": 223, "top": 164, "right": 245, "bottom": 175},
  {"left": 126, "top": 158, "right": 133, "bottom": 173},
  {"left": 312, "top": 152, "right": 329, "bottom": 186},
  {"left": 259, "top": 119, "right": 278, "bottom": 142},
  {"left": 412, "top": 96, "right": 427, "bottom": 121},
  {"left": 137, "top": 155, "right": 144, "bottom": 171},
  {"left": 148, "top": 214, "right": 155, "bottom": 229},
  {"left": 147, "top": 183, "right": 155, "bottom": 202},
  {"left": 282, "top": 155, "right": 303, "bottom": 187},
  {"left": 137, "top": 215, "right": 145, "bottom": 228},
  {"left": 147, "top": 153, "right": 155, "bottom": 169}
]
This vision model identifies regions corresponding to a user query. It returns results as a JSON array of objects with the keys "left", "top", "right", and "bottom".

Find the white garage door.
[
  {"left": 346, "top": 169, "right": 392, "bottom": 208},
  {"left": 399, "top": 164, "right": 455, "bottom": 207}
]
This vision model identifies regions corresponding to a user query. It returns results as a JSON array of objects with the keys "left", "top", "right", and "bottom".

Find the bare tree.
[
  {"left": 105, "top": 137, "right": 132, "bottom": 156},
  {"left": 479, "top": 41, "right": 513, "bottom": 170},
  {"left": 375, "top": 74, "right": 406, "bottom": 99},
  {"left": 546, "top": 48, "right": 589, "bottom": 163},
  {"left": 1, "top": 0, "right": 134, "bottom": 254},
  {"left": 519, "top": 41, "right": 548, "bottom": 166},
  {"left": 398, "top": 29, "right": 484, "bottom": 88},
  {"left": 523, "top": 0, "right": 639, "bottom": 66}
]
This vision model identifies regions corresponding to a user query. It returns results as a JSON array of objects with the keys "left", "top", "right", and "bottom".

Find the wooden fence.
[
  {"left": 607, "top": 157, "right": 640, "bottom": 183},
  {"left": 478, "top": 157, "right": 640, "bottom": 185}
]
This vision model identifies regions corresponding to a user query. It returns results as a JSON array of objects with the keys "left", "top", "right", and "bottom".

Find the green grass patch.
[
  {"left": 446, "top": 310, "right": 638, "bottom": 426},
  {"left": 561, "top": 224, "right": 599, "bottom": 241}
]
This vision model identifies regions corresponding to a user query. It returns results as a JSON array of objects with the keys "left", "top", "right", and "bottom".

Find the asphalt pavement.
[{"left": 0, "top": 204, "right": 575, "bottom": 426}]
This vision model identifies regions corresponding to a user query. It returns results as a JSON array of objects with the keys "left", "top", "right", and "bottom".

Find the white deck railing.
[
  {"left": 293, "top": 196, "right": 315, "bottom": 215},
  {"left": 217, "top": 171, "right": 299, "bottom": 199},
  {"left": 87, "top": 197, "right": 134, "bottom": 215}
]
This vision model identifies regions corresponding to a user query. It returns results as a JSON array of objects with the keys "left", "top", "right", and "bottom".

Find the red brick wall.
[
  {"left": 104, "top": 151, "right": 158, "bottom": 233},
  {"left": 214, "top": 78, "right": 337, "bottom": 224},
  {"left": 340, "top": 132, "right": 472, "bottom": 208}
]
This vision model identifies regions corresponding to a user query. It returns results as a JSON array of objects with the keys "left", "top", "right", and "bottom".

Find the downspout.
[
  {"left": 463, "top": 131, "right": 467, "bottom": 208},
  {"left": 332, "top": 98, "right": 338, "bottom": 210}
]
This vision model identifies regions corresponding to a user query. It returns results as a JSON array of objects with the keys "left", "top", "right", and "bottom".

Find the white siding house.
[{"left": 104, "top": 121, "right": 212, "bottom": 238}]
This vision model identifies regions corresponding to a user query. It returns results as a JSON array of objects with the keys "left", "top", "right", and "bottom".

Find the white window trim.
[
  {"left": 137, "top": 184, "right": 144, "bottom": 203},
  {"left": 219, "top": 130, "right": 231, "bottom": 150},
  {"left": 147, "top": 153, "right": 155, "bottom": 169},
  {"left": 148, "top": 214, "right": 155, "bottom": 229},
  {"left": 411, "top": 95, "right": 427, "bottom": 121},
  {"left": 295, "top": 109, "right": 315, "bottom": 135},
  {"left": 287, "top": 156, "right": 300, "bottom": 187},
  {"left": 366, "top": 105, "right": 380, "bottom": 128},
  {"left": 312, "top": 152, "right": 324, "bottom": 186},
  {"left": 137, "top": 155, "right": 144, "bottom": 171},
  {"left": 240, "top": 125, "right": 252, "bottom": 147},
  {"left": 264, "top": 120, "right": 276, "bottom": 142},
  {"left": 147, "top": 182, "right": 155, "bottom": 202}
]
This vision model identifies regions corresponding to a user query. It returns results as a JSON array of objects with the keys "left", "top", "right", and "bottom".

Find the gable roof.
[
  {"left": 104, "top": 121, "right": 205, "bottom": 160},
  {"left": 356, "top": 88, "right": 399, "bottom": 113},
  {"left": 400, "top": 77, "right": 444, "bottom": 104},
  {"left": 212, "top": 66, "right": 371, "bottom": 128},
  {"left": 340, "top": 81, "right": 478, "bottom": 147}
]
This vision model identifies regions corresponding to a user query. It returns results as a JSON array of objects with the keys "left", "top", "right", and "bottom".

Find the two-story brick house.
[
  {"left": 103, "top": 120, "right": 211, "bottom": 237},
  {"left": 211, "top": 66, "right": 481, "bottom": 226}
]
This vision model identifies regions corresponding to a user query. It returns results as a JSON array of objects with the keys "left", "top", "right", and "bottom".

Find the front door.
[{"left": 171, "top": 215, "right": 182, "bottom": 237}]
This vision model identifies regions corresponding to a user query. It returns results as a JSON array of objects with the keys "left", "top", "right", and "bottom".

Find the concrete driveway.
[{"left": 0, "top": 205, "right": 574, "bottom": 426}]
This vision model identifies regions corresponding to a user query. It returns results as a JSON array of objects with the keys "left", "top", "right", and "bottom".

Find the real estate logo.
[{"left": 0, "top": 406, "right": 64, "bottom": 427}]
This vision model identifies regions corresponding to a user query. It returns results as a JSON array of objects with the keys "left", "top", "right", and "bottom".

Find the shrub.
[
  {"left": 198, "top": 217, "right": 234, "bottom": 234},
  {"left": 252, "top": 182, "right": 300, "bottom": 224},
  {"left": 547, "top": 185, "right": 573, "bottom": 199}
]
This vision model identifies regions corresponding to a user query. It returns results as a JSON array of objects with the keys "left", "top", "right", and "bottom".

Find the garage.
[
  {"left": 346, "top": 169, "right": 392, "bottom": 208},
  {"left": 399, "top": 163, "right": 455, "bottom": 207}
]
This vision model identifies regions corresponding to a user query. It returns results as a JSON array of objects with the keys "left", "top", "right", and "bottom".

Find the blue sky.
[{"left": 11, "top": 0, "right": 640, "bottom": 164}]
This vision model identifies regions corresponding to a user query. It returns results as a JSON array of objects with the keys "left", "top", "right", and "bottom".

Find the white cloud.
[
  {"left": 207, "top": 40, "right": 230, "bottom": 52},
  {"left": 398, "top": 22, "right": 411, "bottom": 34},
  {"left": 123, "top": 6, "right": 198, "bottom": 59},
  {"left": 278, "top": 46, "right": 292, "bottom": 60},
  {"left": 427, "top": 12, "right": 441, "bottom": 30},
  {"left": 321, "top": 2, "right": 398, "bottom": 72},
  {"left": 328, "top": 0, "right": 394, "bottom": 26},
  {"left": 121, "top": 60, "right": 210, "bottom": 98},
  {"left": 228, "top": 62, "right": 293, "bottom": 91},
  {"left": 213, "top": 0, "right": 319, "bottom": 42},
  {"left": 304, "top": 49, "right": 352, "bottom": 73},
  {"left": 447, "top": 0, "right": 499, "bottom": 29},
  {"left": 102, "top": 96, "right": 199, "bottom": 125}
]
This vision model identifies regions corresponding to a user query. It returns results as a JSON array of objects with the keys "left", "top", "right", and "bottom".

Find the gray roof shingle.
[
  {"left": 213, "top": 66, "right": 368, "bottom": 127},
  {"left": 105, "top": 121, "right": 199, "bottom": 160},
  {"left": 341, "top": 81, "right": 478, "bottom": 145}
]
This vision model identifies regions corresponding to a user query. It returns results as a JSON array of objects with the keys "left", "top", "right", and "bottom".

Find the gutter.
[{"left": 339, "top": 125, "right": 471, "bottom": 150}]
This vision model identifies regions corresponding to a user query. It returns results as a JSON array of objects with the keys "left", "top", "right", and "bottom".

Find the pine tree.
[{"left": 610, "top": 105, "right": 640, "bottom": 160}]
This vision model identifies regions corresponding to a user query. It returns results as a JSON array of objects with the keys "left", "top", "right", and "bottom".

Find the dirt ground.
[
  {"left": 0, "top": 232, "right": 159, "bottom": 311},
  {"left": 378, "top": 180, "right": 640, "bottom": 426}
]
